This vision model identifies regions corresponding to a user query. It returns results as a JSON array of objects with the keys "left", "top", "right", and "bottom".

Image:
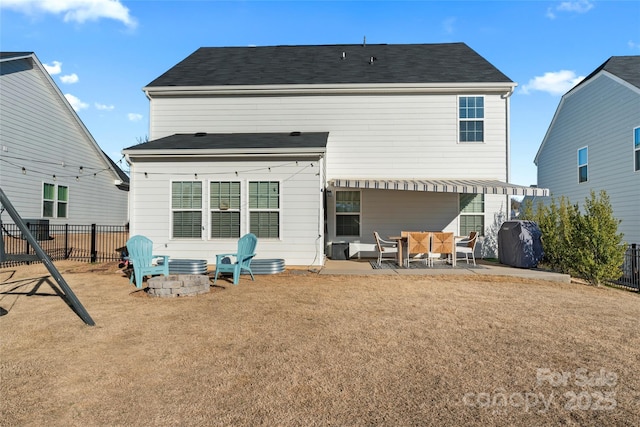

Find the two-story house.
[
  {"left": 534, "top": 56, "right": 640, "bottom": 245},
  {"left": 123, "top": 43, "right": 546, "bottom": 266},
  {"left": 0, "top": 52, "right": 129, "bottom": 227}
]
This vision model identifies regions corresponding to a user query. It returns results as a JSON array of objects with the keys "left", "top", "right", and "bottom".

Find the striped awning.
[{"left": 329, "top": 179, "right": 549, "bottom": 197}]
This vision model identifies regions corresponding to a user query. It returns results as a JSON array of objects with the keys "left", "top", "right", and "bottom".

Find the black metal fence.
[
  {"left": 1, "top": 222, "right": 128, "bottom": 267},
  {"left": 609, "top": 243, "right": 640, "bottom": 292}
]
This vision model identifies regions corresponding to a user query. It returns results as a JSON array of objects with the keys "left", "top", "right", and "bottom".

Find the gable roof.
[
  {"left": 0, "top": 52, "right": 129, "bottom": 188},
  {"left": 123, "top": 132, "right": 329, "bottom": 156},
  {"left": 145, "top": 43, "right": 513, "bottom": 88},
  {"left": 571, "top": 56, "right": 640, "bottom": 92},
  {"left": 534, "top": 55, "right": 640, "bottom": 165}
]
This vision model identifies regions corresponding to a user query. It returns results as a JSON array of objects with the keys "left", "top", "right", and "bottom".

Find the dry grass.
[{"left": 1, "top": 261, "right": 639, "bottom": 426}]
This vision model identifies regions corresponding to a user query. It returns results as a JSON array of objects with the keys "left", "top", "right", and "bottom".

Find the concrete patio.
[{"left": 319, "top": 258, "right": 571, "bottom": 282}]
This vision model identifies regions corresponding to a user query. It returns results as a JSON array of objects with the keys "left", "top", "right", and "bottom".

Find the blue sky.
[{"left": 1, "top": 0, "right": 639, "bottom": 188}]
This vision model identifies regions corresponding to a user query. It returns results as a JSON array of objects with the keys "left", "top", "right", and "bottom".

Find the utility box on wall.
[
  {"left": 23, "top": 219, "right": 51, "bottom": 241},
  {"left": 331, "top": 242, "right": 349, "bottom": 260}
]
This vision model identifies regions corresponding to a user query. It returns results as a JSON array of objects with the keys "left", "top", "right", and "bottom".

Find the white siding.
[
  {"left": 142, "top": 88, "right": 513, "bottom": 263},
  {"left": 149, "top": 93, "right": 509, "bottom": 181},
  {"left": 537, "top": 74, "right": 640, "bottom": 244},
  {"left": 0, "top": 57, "right": 128, "bottom": 225},
  {"left": 128, "top": 158, "right": 323, "bottom": 266}
]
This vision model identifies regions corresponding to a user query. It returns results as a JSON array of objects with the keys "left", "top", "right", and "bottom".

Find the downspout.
[
  {"left": 501, "top": 86, "right": 515, "bottom": 183},
  {"left": 502, "top": 85, "right": 515, "bottom": 218}
]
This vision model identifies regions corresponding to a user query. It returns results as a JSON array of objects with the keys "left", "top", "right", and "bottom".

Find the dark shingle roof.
[
  {"left": 0, "top": 52, "right": 34, "bottom": 60},
  {"left": 145, "top": 43, "right": 512, "bottom": 87},
  {"left": 573, "top": 56, "right": 640, "bottom": 91},
  {"left": 124, "top": 132, "right": 329, "bottom": 151}
]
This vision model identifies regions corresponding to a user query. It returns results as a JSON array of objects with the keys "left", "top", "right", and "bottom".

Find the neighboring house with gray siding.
[
  {"left": 0, "top": 52, "right": 129, "bottom": 227},
  {"left": 534, "top": 56, "right": 640, "bottom": 245},
  {"left": 124, "top": 43, "right": 546, "bottom": 266}
]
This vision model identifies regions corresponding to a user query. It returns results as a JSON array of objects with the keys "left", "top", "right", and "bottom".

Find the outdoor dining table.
[{"left": 389, "top": 232, "right": 458, "bottom": 267}]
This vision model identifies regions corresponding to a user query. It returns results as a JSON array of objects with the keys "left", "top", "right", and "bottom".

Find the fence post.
[
  {"left": 632, "top": 243, "right": 639, "bottom": 289},
  {"left": 64, "top": 224, "right": 69, "bottom": 259},
  {"left": 90, "top": 224, "right": 97, "bottom": 263}
]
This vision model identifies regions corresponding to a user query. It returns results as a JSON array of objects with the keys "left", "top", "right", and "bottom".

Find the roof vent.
[
  {"left": 194, "top": 132, "right": 207, "bottom": 137},
  {"left": 341, "top": 51, "right": 346, "bottom": 60},
  {"left": 369, "top": 56, "right": 376, "bottom": 65},
  {"left": 290, "top": 131, "right": 302, "bottom": 136}
]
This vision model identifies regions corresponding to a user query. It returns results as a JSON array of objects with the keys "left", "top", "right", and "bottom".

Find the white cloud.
[
  {"left": 546, "top": 0, "right": 594, "bottom": 19},
  {"left": 43, "top": 60, "right": 62, "bottom": 75},
  {"left": 520, "top": 70, "right": 585, "bottom": 96},
  {"left": 629, "top": 40, "right": 640, "bottom": 50},
  {"left": 60, "top": 73, "right": 78, "bottom": 84},
  {"left": 1, "top": 0, "right": 137, "bottom": 28},
  {"left": 95, "top": 102, "right": 114, "bottom": 111},
  {"left": 442, "top": 17, "right": 456, "bottom": 35},
  {"left": 128, "top": 113, "right": 143, "bottom": 122},
  {"left": 64, "top": 93, "right": 88, "bottom": 111}
]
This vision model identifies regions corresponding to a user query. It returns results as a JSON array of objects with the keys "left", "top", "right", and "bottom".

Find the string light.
[
  {"left": 53, "top": 175, "right": 56, "bottom": 181},
  {"left": 22, "top": 167, "right": 26, "bottom": 175}
]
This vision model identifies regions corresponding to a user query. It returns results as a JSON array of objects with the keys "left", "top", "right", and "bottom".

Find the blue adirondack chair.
[
  {"left": 126, "top": 235, "right": 169, "bottom": 288},
  {"left": 213, "top": 233, "right": 257, "bottom": 285}
]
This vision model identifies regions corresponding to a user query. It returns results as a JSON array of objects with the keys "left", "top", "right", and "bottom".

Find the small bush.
[{"left": 521, "top": 190, "right": 626, "bottom": 284}]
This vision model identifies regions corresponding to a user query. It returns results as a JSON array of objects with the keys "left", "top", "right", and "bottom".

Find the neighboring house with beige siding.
[
  {"left": 124, "top": 43, "right": 546, "bottom": 266},
  {"left": 0, "top": 52, "right": 129, "bottom": 227},
  {"left": 534, "top": 56, "right": 640, "bottom": 245}
]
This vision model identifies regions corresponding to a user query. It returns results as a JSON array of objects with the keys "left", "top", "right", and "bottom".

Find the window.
[
  {"left": 210, "top": 181, "right": 241, "bottom": 238},
  {"left": 459, "top": 96, "right": 484, "bottom": 142},
  {"left": 634, "top": 127, "right": 640, "bottom": 172},
  {"left": 249, "top": 181, "right": 280, "bottom": 238},
  {"left": 459, "top": 194, "right": 484, "bottom": 236},
  {"left": 171, "top": 181, "right": 202, "bottom": 238},
  {"left": 336, "top": 191, "right": 360, "bottom": 236},
  {"left": 578, "top": 147, "right": 588, "bottom": 183},
  {"left": 42, "top": 183, "right": 68, "bottom": 218}
]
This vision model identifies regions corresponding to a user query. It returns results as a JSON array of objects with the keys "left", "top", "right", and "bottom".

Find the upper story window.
[
  {"left": 459, "top": 96, "right": 484, "bottom": 143},
  {"left": 249, "top": 181, "right": 280, "bottom": 238},
  {"left": 172, "top": 181, "right": 202, "bottom": 238},
  {"left": 43, "top": 183, "right": 68, "bottom": 218},
  {"left": 336, "top": 190, "right": 360, "bottom": 237},
  {"left": 578, "top": 147, "right": 588, "bottom": 183},
  {"left": 634, "top": 127, "right": 640, "bottom": 172},
  {"left": 210, "top": 181, "right": 241, "bottom": 239}
]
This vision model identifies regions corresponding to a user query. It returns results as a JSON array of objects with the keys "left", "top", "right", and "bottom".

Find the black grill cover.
[{"left": 498, "top": 220, "right": 543, "bottom": 268}]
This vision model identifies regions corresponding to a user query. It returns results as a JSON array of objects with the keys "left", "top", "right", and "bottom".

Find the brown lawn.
[{"left": 1, "top": 261, "right": 639, "bottom": 426}]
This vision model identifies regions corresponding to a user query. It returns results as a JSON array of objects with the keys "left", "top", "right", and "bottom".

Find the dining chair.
[
  {"left": 456, "top": 231, "right": 478, "bottom": 266},
  {"left": 431, "top": 232, "right": 455, "bottom": 265},
  {"left": 406, "top": 232, "right": 431, "bottom": 268},
  {"left": 373, "top": 231, "right": 398, "bottom": 267}
]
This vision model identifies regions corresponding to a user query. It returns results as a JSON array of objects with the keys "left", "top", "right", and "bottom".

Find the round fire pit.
[{"left": 146, "top": 274, "right": 210, "bottom": 298}]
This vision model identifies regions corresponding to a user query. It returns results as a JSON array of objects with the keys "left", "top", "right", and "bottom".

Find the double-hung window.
[
  {"left": 634, "top": 127, "right": 640, "bottom": 172},
  {"left": 43, "top": 183, "right": 68, "bottom": 218},
  {"left": 171, "top": 181, "right": 202, "bottom": 238},
  {"left": 459, "top": 96, "right": 484, "bottom": 142},
  {"left": 210, "top": 181, "right": 241, "bottom": 238},
  {"left": 459, "top": 194, "right": 484, "bottom": 236},
  {"left": 336, "top": 191, "right": 361, "bottom": 236},
  {"left": 578, "top": 147, "right": 588, "bottom": 183},
  {"left": 249, "top": 181, "right": 280, "bottom": 238}
]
